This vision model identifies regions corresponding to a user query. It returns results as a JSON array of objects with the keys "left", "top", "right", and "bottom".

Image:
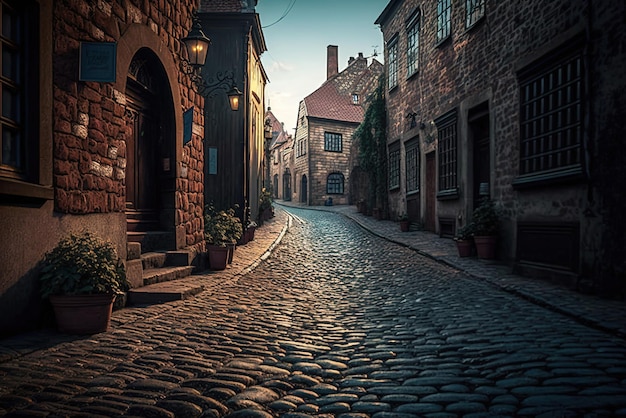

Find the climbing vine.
[{"left": 354, "top": 76, "right": 387, "bottom": 215}]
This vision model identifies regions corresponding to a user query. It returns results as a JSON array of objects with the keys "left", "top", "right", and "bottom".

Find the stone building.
[
  {"left": 264, "top": 109, "right": 292, "bottom": 200},
  {"left": 376, "top": 0, "right": 626, "bottom": 294},
  {"left": 292, "top": 46, "right": 383, "bottom": 206},
  {"left": 0, "top": 0, "right": 266, "bottom": 335}
]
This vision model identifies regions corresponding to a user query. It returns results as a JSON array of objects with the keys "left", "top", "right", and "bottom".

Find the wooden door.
[{"left": 125, "top": 80, "right": 159, "bottom": 231}]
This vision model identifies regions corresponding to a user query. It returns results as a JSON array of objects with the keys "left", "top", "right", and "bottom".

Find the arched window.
[{"left": 327, "top": 172, "right": 344, "bottom": 194}]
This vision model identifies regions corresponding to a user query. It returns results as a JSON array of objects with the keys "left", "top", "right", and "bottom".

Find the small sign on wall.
[
  {"left": 208, "top": 147, "right": 218, "bottom": 175},
  {"left": 79, "top": 42, "right": 117, "bottom": 82}
]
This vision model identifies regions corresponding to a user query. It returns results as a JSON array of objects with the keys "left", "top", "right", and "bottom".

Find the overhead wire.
[{"left": 262, "top": 0, "right": 297, "bottom": 28}]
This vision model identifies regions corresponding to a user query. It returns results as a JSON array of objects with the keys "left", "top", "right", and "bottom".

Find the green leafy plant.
[
  {"left": 39, "top": 232, "right": 128, "bottom": 299},
  {"left": 205, "top": 204, "right": 243, "bottom": 246},
  {"left": 259, "top": 188, "right": 273, "bottom": 211},
  {"left": 471, "top": 197, "right": 500, "bottom": 236},
  {"left": 454, "top": 223, "right": 475, "bottom": 241},
  {"left": 398, "top": 212, "right": 409, "bottom": 222}
]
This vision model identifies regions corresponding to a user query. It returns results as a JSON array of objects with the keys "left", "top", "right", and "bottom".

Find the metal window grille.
[
  {"left": 407, "top": 11, "right": 420, "bottom": 76},
  {"left": 327, "top": 173, "right": 344, "bottom": 194},
  {"left": 438, "top": 118, "right": 458, "bottom": 192},
  {"left": 466, "top": 0, "right": 485, "bottom": 28},
  {"left": 437, "top": 0, "right": 451, "bottom": 42},
  {"left": 324, "top": 132, "right": 342, "bottom": 152},
  {"left": 387, "top": 38, "right": 398, "bottom": 89},
  {"left": 389, "top": 148, "right": 400, "bottom": 190},
  {"left": 519, "top": 52, "right": 583, "bottom": 175},
  {"left": 406, "top": 142, "right": 419, "bottom": 193}
]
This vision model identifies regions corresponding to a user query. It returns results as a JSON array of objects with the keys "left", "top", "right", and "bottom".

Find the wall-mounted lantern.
[{"left": 180, "top": 13, "right": 243, "bottom": 111}]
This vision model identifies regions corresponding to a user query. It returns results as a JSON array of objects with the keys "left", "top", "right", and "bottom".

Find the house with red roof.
[{"left": 291, "top": 46, "right": 383, "bottom": 206}]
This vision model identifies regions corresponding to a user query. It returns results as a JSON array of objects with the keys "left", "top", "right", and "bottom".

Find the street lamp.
[{"left": 180, "top": 14, "right": 243, "bottom": 110}]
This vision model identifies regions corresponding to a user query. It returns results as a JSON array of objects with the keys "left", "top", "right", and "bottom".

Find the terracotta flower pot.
[
  {"left": 400, "top": 220, "right": 410, "bottom": 232},
  {"left": 455, "top": 239, "right": 473, "bottom": 257},
  {"left": 50, "top": 294, "right": 116, "bottom": 334},
  {"left": 474, "top": 235, "right": 497, "bottom": 259},
  {"left": 208, "top": 245, "right": 229, "bottom": 270}
]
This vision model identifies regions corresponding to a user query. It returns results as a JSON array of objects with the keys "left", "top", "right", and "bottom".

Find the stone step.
[
  {"left": 127, "top": 231, "right": 175, "bottom": 253},
  {"left": 126, "top": 278, "right": 204, "bottom": 306},
  {"left": 141, "top": 252, "right": 168, "bottom": 269},
  {"left": 142, "top": 265, "right": 195, "bottom": 286}
]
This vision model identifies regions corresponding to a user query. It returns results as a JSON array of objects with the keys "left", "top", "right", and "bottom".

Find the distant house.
[
  {"left": 265, "top": 109, "right": 293, "bottom": 201},
  {"left": 292, "top": 46, "right": 383, "bottom": 206}
]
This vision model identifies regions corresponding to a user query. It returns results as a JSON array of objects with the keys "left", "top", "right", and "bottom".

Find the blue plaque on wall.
[
  {"left": 79, "top": 42, "right": 117, "bottom": 82},
  {"left": 183, "top": 107, "right": 194, "bottom": 145}
]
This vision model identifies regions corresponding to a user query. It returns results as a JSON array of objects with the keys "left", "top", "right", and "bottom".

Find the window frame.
[
  {"left": 388, "top": 142, "right": 400, "bottom": 191},
  {"left": 513, "top": 41, "right": 586, "bottom": 188},
  {"left": 326, "top": 172, "right": 344, "bottom": 195},
  {"left": 435, "top": 110, "right": 458, "bottom": 198},
  {"left": 436, "top": 0, "right": 451, "bottom": 43},
  {"left": 465, "top": 0, "right": 485, "bottom": 29},
  {"left": 387, "top": 34, "right": 398, "bottom": 91},
  {"left": 406, "top": 9, "right": 420, "bottom": 78},
  {"left": 405, "top": 137, "right": 419, "bottom": 194},
  {"left": 324, "top": 131, "right": 342, "bottom": 153},
  {"left": 0, "top": 0, "right": 53, "bottom": 202}
]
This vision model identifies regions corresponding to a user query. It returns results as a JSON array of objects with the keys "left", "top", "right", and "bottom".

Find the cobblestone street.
[{"left": 2, "top": 206, "right": 626, "bottom": 417}]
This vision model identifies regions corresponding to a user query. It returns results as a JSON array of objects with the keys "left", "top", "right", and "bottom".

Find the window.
[
  {"left": 327, "top": 172, "right": 344, "bottom": 194},
  {"left": 466, "top": 0, "right": 485, "bottom": 28},
  {"left": 406, "top": 10, "right": 420, "bottom": 77},
  {"left": 1, "top": 0, "right": 38, "bottom": 182},
  {"left": 296, "top": 138, "right": 307, "bottom": 157},
  {"left": 517, "top": 47, "right": 584, "bottom": 182},
  {"left": 436, "top": 110, "right": 458, "bottom": 195},
  {"left": 437, "top": 0, "right": 451, "bottom": 42},
  {"left": 387, "top": 36, "right": 398, "bottom": 90},
  {"left": 406, "top": 139, "right": 419, "bottom": 193},
  {"left": 352, "top": 93, "right": 359, "bottom": 105},
  {"left": 324, "top": 132, "right": 342, "bottom": 152},
  {"left": 388, "top": 145, "right": 400, "bottom": 190}
]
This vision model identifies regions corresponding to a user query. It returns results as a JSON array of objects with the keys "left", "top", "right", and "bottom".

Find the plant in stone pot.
[
  {"left": 204, "top": 204, "right": 230, "bottom": 271},
  {"left": 471, "top": 197, "right": 500, "bottom": 259},
  {"left": 39, "top": 232, "right": 129, "bottom": 334},
  {"left": 454, "top": 223, "right": 475, "bottom": 257}
]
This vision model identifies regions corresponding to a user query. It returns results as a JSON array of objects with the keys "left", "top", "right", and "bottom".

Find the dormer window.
[{"left": 352, "top": 93, "right": 359, "bottom": 105}]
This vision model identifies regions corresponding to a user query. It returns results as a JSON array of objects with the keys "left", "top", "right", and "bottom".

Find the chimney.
[{"left": 327, "top": 45, "right": 338, "bottom": 80}]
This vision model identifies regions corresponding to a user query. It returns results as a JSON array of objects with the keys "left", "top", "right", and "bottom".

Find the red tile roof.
[{"left": 304, "top": 81, "right": 364, "bottom": 123}]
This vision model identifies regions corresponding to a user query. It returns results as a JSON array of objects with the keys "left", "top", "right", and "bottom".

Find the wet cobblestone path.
[{"left": 2, "top": 207, "right": 626, "bottom": 417}]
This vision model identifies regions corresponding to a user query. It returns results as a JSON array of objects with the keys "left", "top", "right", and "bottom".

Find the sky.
[{"left": 256, "top": 0, "right": 387, "bottom": 134}]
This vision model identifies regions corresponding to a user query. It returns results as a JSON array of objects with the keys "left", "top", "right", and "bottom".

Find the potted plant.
[
  {"left": 454, "top": 223, "right": 475, "bottom": 257},
  {"left": 398, "top": 213, "right": 410, "bottom": 232},
  {"left": 223, "top": 207, "right": 243, "bottom": 264},
  {"left": 259, "top": 188, "right": 273, "bottom": 223},
  {"left": 471, "top": 197, "right": 500, "bottom": 259},
  {"left": 39, "top": 232, "right": 129, "bottom": 334},
  {"left": 204, "top": 204, "right": 230, "bottom": 270}
]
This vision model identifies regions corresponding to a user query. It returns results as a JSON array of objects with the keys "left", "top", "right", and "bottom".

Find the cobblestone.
[{"left": 1, "top": 205, "right": 626, "bottom": 416}]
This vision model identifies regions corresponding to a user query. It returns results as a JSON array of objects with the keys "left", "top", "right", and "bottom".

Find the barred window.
[
  {"left": 389, "top": 145, "right": 400, "bottom": 190},
  {"left": 436, "top": 111, "right": 458, "bottom": 193},
  {"left": 466, "top": 0, "right": 485, "bottom": 28},
  {"left": 437, "top": 0, "right": 451, "bottom": 42},
  {"left": 327, "top": 172, "right": 344, "bottom": 194},
  {"left": 406, "top": 10, "right": 420, "bottom": 77},
  {"left": 1, "top": 0, "right": 38, "bottom": 181},
  {"left": 324, "top": 132, "right": 342, "bottom": 152},
  {"left": 406, "top": 139, "right": 419, "bottom": 193},
  {"left": 387, "top": 36, "right": 398, "bottom": 90},
  {"left": 518, "top": 49, "right": 584, "bottom": 178}
]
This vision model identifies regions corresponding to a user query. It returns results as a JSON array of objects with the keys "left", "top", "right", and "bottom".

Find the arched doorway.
[
  {"left": 283, "top": 168, "right": 292, "bottom": 201},
  {"left": 301, "top": 174, "right": 308, "bottom": 204},
  {"left": 125, "top": 49, "right": 175, "bottom": 248}
]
